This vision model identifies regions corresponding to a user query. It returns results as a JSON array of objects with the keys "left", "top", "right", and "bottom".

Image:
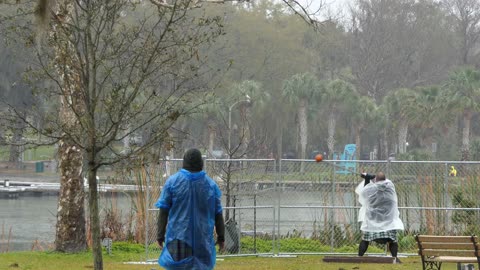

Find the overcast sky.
[{"left": 293, "top": 0, "right": 352, "bottom": 22}]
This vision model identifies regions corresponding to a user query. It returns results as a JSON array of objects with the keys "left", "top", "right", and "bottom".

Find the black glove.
[{"left": 360, "top": 173, "right": 376, "bottom": 181}]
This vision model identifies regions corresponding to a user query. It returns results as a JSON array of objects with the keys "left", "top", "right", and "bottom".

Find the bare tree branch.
[{"left": 148, "top": 0, "right": 327, "bottom": 29}]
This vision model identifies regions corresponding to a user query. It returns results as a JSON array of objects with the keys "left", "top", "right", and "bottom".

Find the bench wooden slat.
[
  {"left": 417, "top": 235, "right": 475, "bottom": 243},
  {"left": 416, "top": 235, "right": 480, "bottom": 269},
  {"left": 419, "top": 243, "right": 476, "bottom": 250},
  {"left": 421, "top": 250, "right": 476, "bottom": 257},
  {"left": 425, "top": 256, "right": 478, "bottom": 263}
]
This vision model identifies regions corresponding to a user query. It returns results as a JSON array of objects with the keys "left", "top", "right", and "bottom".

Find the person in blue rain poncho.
[
  {"left": 155, "top": 148, "right": 225, "bottom": 270},
  {"left": 355, "top": 172, "right": 404, "bottom": 263}
]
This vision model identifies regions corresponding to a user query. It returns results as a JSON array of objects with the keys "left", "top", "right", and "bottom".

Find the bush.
[
  {"left": 279, "top": 238, "right": 330, "bottom": 253},
  {"left": 240, "top": 237, "right": 274, "bottom": 253},
  {"left": 111, "top": 242, "right": 144, "bottom": 253},
  {"left": 398, "top": 235, "right": 416, "bottom": 252}
]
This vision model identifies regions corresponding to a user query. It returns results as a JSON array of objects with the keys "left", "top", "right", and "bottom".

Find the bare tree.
[
  {"left": 349, "top": 0, "right": 456, "bottom": 101},
  {"left": 442, "top": 0, "right": 480, "bottom": 65},
  {"left": 3, "top": 1, "right": 225, "bottom": 269},
  {"left": 1, "top": 0, "right": 331, "bottom": 268}
]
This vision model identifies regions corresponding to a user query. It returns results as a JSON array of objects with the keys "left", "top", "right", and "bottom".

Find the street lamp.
[{"left": 228, "top": 94, "right": 251, "bottom": 157}]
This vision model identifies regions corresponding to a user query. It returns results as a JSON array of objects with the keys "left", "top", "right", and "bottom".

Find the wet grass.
[{"left": 0, "top": 251, "right": 465, "bottom": 270}]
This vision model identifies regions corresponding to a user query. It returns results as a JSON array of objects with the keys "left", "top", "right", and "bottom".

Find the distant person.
[
  {"left": 355, "top": 172, "right": 404, "bottom": 263},
  {"left": 449, "top": 165, "right": 457, "bottom": 177},
  {"left": 155, "top": 148, "right": 225, "bottom": 270}
]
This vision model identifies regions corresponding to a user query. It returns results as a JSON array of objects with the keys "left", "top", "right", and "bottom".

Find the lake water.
[
  {"left": 1, "top": 196, "right": 57, "bottom": 251},
  {"left": 1, "top": 185, "right": 432, "bottom": 251},
  {"left": 0, "top": 194, "right": 135, "bottom": 251},
  {"left": 1, "top": 190, "right": 352, "bottom": 251}
]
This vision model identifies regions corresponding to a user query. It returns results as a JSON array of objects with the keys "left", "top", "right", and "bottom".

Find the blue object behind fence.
[{"left": 335, "top": 144, "right": 356, "bottom": 175}]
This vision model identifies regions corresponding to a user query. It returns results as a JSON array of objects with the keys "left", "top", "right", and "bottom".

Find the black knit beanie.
[{"left": 182, "top": 148, "right": 204, "bottom": 172}]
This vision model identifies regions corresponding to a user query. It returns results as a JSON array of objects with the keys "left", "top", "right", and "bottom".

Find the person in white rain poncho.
[{"left": 355, "top": 172, "right": 404, "bottom": 262}]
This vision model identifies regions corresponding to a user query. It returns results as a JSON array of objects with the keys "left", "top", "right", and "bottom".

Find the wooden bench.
[{"left": 415, "top": 235, "right": 480, "bottom": 270}]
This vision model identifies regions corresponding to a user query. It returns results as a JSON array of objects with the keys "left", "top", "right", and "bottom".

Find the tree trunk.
[
  {"left": 9, "top": 118, "right": 24, "bottom": 165},
  {"left": 123, "top": 127, "right": 130, "bottom": 150},
  {"left": 382, "top": 126, "right": 389, "bottom": 160},
  {"left": 225, "top": 172, "right": 231, "bottom": 221},
  {"left": 461, "top": 111, "right": 472, "bottom": 161},
  {"left": 85, "top": 6, "right": 103, "bottom": 267},
  {"left": 298, "top": 99, "right": 307, "bottom": 172},
  {"left": 327, "top": 110, "right": 336, "bottom": 158},
  {"left": 276, "top": 116, "right": 283, "bottom": 161},
  {"left": 239, "top": 105, "right": 251, "bottom": 157},
  {"left": 53, "top": 0, "right": 87, "bottom": 254},
  {"left": 398, "top": 120, "right": 408, "bottom": 154},
  {"left": 87, "top": 164, "right": 103, "bottom": 269},
  {"left": 298, "top": 99, "right": 308, "bottom": 159},
  {"left": 55, "top": 140, "right": 86, "bottom": 252},
  {"left": 207, "top": 122, "right": 215, "bottom": 157},
  {"left": 354, "top": 126, "right": 361, "bottom": 160}
]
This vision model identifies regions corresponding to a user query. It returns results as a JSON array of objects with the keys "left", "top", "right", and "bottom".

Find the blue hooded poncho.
[{"left": 155, "top": 169, "right": 223, "bottom": 270}]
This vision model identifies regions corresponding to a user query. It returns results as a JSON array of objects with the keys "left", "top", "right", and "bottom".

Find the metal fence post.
[
  {"left": 277, "top": 159, "right": 282, "bottom": 254},
  {"left": 444, "top": 162, "right": 449, "bottom": 231},
  {"left": 272, "top": 205, "right": 276, "bottom": 255},
  {"left": 145, "top": 165, "right": 150, "bottom": 262},
  {"left": 387, "top": 158, "right": 391, "bottom": 177},
  {"left": 330, "top": 161, "right": 336, "bottom": 252},
  {"left": 272, "top": 159, "right": 277, "bottom": 255},
  {"left": 238, "top": 208, "right": 242, "bottom": 254}
]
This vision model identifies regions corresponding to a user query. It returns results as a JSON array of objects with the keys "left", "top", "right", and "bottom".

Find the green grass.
[
  {"left": 23, "top": 146, "right": 55, "bottom": 161},
  {"left": 0, "top": 250, "right": 467, "bottom": 270},
  {"left": 0, "top": 145, "right": 55, "bottom": 161}
]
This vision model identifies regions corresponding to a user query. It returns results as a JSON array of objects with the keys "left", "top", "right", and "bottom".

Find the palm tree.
[
  {"left": 349, "top": 95, "right": 377, "bottom": 159},
  {"left": 444, "top": 67, "right": 480, "bottom": 161},
  {"left": 282, "top": 73, "right": 321, "bottom": 166},
  {"left": 374, "top": 104, "right": 391, "bottom": 160},
  {"left": 232, "top": 80, "right": 269, "bottom": 157},
  {"left": 322, "top": 79, "right": 356, "bottom": 158},
  {"left": 197, "top": 93, "right": 222, "bottom": 157},
  {"left": 411, "top": 86, "right": 452, "bottom": 156},
  {"left": 384, "top": 88, "right": 418, "bottom": 154}
]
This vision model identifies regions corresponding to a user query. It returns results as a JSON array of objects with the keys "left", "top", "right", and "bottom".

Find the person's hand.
[
  {"left": 218, "top": 241, "right": 225, "bottom": 253},
  {"left": 361, "top": 173, "right": 375, "bottom": 180},
  {"left": 157, "top": 240, "right": 163, "bottom": 250}
]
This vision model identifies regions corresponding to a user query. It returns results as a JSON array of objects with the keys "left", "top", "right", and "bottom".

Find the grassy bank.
[{"left": 0, "top": 251, "right": 465, "bottom": 270}]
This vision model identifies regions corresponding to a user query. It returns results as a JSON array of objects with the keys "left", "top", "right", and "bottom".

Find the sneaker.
[{"left": 395, "top": 257, "right": 402, "bottom": 264}]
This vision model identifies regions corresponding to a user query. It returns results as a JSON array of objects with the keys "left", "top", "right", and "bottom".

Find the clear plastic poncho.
[
  {"left": 155, "top": 169, "right": 223, "bottom": 270},
  {"left": 355, "top": 179, "right": 404, "bottom": 232}
]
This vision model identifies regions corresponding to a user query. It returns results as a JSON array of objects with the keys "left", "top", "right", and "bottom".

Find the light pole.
[{"left": 228, "top": 95, "right": 251, "bottom": 157}]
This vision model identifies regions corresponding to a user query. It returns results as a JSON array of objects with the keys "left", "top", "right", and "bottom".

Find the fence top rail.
[
  {"left": 222, "top": 205, "right": 275, "bottom": 210},
  {"left": 279, "top": 205, "right": 480, "bottom": 211},
  {"left": 146, "top": 205, "right": 480, "bottom": 211},
  {"left": 205, "top": 159, "right": 276, "bottom": 162},
  {"left": 390, "top": 160, "right": 480, "bottom": 164},
  {"left": 159, "top": 158, "right": 276, "bottom": 162},
  {"left": 280, "top": 205, "right": 361, "bottom": 209},
  {"left": 147, "top": 205, "right": 275, "bottom": 211},
  {"left": 281, "top": 159, "right": 388, "bottom": 163},
  {"left": 281, "top": 159, "right": 480, "bottom": 164},
  {"left": 153, "top": 158, "right": 480, "bottom": 164},
  {"left": 149, "top": 205, "right": 480, "bottom": 211}
]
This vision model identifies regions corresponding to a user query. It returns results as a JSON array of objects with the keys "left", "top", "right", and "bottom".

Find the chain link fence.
[{"left": 145, "top": 159, "right": 480, "bottom": 261}]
